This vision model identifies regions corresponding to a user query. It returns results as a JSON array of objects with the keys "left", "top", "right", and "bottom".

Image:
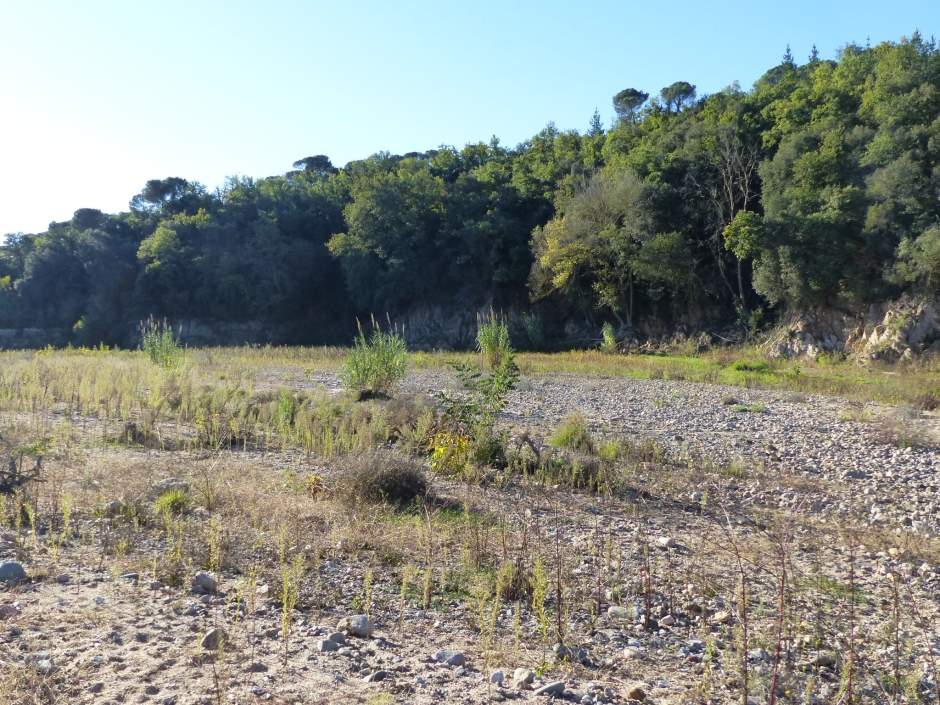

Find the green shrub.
[
  {"left": 599, "top": 322, "right": 618, "bottom": 354},
  {"left": 730, "top": 360, "right": 769, "bottom": 373},
  {"left": 140, "top": 316, "right": 182, "bottom": 369},
  {"left": 339, "top": 324, "right": 409, "bottom": 399},
  {"left": 549, "top": 412, "right": 594, "bottom": 454},
  {"left": 476, "top": 310, "right": 512, "bottom": 369},
  {"left": 155, "top": 487, "right": 189, "bottom": 516}
]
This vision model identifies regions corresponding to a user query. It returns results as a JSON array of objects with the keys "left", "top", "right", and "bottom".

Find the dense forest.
[{"left": 2, "top": 34, "right": 940, "bottom": 347}]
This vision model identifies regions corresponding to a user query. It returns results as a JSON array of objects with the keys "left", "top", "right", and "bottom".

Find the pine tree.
[
  {"left": 783, "top": 44, "right": 794, "bottom": 66},
  {"left": 588, "top": 109, "right": 604, "bottom": 137},
  {"left": 809, "top": 44, "right": 819, "bottom": 62}
]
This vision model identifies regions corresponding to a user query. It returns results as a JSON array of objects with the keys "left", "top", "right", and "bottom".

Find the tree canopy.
[{"left": 2, "top": 34, "right": 939, "bottom": 346}]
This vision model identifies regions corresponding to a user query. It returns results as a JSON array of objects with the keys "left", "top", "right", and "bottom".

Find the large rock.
[
  {"left": 336, "top": 615, "right": 374, "bottom": 638},
  {"left": 0, "top": 562, "right": 26, "bottom": 583},
  {"left": 433, "top": 649, "right": 465, "bottom": 667},
  {"left": 192, "top": 572, "right": 217, "bottom": 592}
]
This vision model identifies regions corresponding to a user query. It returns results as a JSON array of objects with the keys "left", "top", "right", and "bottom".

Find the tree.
[
  {"left": 292, "top": 155, "right": 338, "bottom": 177},
  {"left": 809, "top": 44, "right": 819, "bottom": 62},
  {"left": 588, "top": 109, "right": 604, "bottom": 137},
  {"left": 129, "top": 177, "right": 191, "bottom": 212},
  {"left": 659, "top": 82, "right": 696, "bottom": 113},
  {"left": 613, "top": 88, "right": 649, "bottom": 123}
]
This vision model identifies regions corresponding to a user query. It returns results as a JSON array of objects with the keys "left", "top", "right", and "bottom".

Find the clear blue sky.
[{"left": 1, "top": 0, "right": 937, "bottom": 236}]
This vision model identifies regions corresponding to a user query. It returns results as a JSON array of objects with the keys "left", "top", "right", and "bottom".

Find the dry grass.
[{"left": 1, "top": 346, "right": 939, "bottom": 704}]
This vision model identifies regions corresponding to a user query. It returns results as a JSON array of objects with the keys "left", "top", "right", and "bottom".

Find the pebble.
[
  {"left": 514, "top": 668, "right": 535, "bottom": 687},
  {"left": 660, "top": 615, "right": 676, "bottom": 627},
  {"left": 327, "top": 631, "right": 346, "bottom": 644},
  {"left": 490, "top": 671, "right": 504, "bottom": 684},
  {"left": 54, "top": 573, "right": 70, "bottom": 583},
  {"left": 316, "top": 639, "right": 339, "bottom": 652},
  {"left": 364, "top": 670, "right": 388, "bottom": 682},
  {"left": 658, "top": 537, "right": 678, "bottom": 549},
  {"left": 0, "top": 562, "right": 26, "bottom": 583}
]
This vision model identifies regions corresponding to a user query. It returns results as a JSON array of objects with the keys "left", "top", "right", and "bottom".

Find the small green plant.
[
  {"left": 600, "top": 322, "right": 618, "bottom": 354},
  {"left": 339, "top": 320, "right": 409, "bottom": 399},
  {"left": 155, "top": 487, "right": 190, "bottom": 516},
  {"left": 477, "top": 310, "right": 512, "bottom": 369},
  {"left": 140, "top": 316, "right": 182, "bottom": 369},
  {"left": 549, "top": 412, "right": 594, "bottom": 453}
]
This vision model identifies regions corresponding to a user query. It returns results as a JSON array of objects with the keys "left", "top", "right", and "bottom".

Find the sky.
[{"left": 1, "top": 0, "right": 938, "bottom": 236}]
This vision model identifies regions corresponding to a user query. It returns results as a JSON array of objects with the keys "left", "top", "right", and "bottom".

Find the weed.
[
  {"left": 339, "top": 320, "right": 408, "bottom": 399},
  {"left": 155, "top": 487, "right": 190, "bottom": 516},
  {"left": 549, "top": 413, "right": 594, "bottom": 454},
  {"left": 331, "top": 450, "right": 428, "bottom": 506},
  {"left": 477, "top": 310, "right": 512, "bottom": 369},
  {"left": 140, "top": 316, "right": 182, "bottom": 369}
]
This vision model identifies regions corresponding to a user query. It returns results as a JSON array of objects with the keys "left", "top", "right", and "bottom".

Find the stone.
[
  {"left": 810, "top": 652, "right": 835, "bottom": 667},
  {"left": 316, "top": 639, "right": 339, "bottom": 652},
  {"left": 623, "top": 647, "right": 642, "bottom": 660},
  {"left": 337, "top": 615, "right": 374, "bottom": 638},
  {"left": 748, "top": 648, "right": 770, "bottom": 661},
  {"left": 658, "top": 537, "right": 678, "bottom": 549},
  {"left": 153, "top": 478, "right": 189, "bottom": 494},
  {"left": 533, "top": 681, "right": 565, "bottom": 696},
  {"left": 626, "top": 686, "right": 646, "bottom": 701},
  {"left": 327, "top": 631, "right": 346, "bottom": 644},
  {"left": 0, "top": 562, "right": 26, "bottom": 583},
  {"left": 713, "top": 610, "right": 732, "bottom": 624},
  {"left": 103, "top": 500, "right": 125, "bottom": 517},
  {"left": 192, "top": 572, "right": 217, "bottom": 592},
  {"left": 200, "top": 628, "right": 227, "bottom": 650},
  {"left": 607, "top": 605, "right": 629, "bottom": 620},
  {"left": 364, "top": 670, "right": 388, "bottom": 683},
  {"left": 553, "top": 642, "right": 570, "bottom": 660},
  {"left": 434, "top": 649, "right": 466, "bottom": 667},
  {"left": 55, "top": 573, "right": 70, "bottom": 583},
  {"left": 120, "top": 572, "right": 139, "bottom": 585},
  {"left": 144, "top": 685, "right": 160, "bottom": 695},
  {"left": 660, "top": 615, "right": 676, "bottom": 627},
  {"left": 514, "top": 668, "right": 535, "bottom": 687},
  {"left": 490, "top": 671, "right": 504, "bottom": 684},
  {"left": 88, "top": 682, "right": 105, "bottom": 693}
]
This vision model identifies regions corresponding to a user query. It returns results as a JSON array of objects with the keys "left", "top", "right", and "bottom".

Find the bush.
[
  {"left": 549, "top": 413, "right": 594, "bottom": 454},
  {"left": 339, "top": 324, "right": 409, "bottom": 399},
  {"left": 600, "top": 322, "right": 617, "bottom": 354},
  {"left": 523, "top": 313, "right": 546, "bottom": 351},
  {"left": 140, "top": 316, "right": 182, "bottom": 369},
  {"left": 155, "top": 487, "right": 189, "bottom": 515},
  {"left": 332, "top": 450, "right": 429, "bottom": 506},
  {"left": 476, "top": 310, "right": 512, "bottom": 369}
]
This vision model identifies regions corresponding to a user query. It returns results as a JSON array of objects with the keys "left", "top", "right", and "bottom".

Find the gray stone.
[
  {"left": 103, "top": 500, "right": 125, "bottom": 517},
  {"left": 514, "top": 668, "right": 535, "bottom": 688},
  {"left": 364, "top": 670, "right": 388, "bottom": 682},
  {"left": 88, "top": 682, "right": 105, "bottom": 693},
  {"left": 533, "top": 681, "right": 565, "bottom": 696},
  {"left": 153, "top": 478, "right": 189, "bottom": 494},
  {"left": 490, "top": 671, "right": 504, "bottom": 684},
  {"left": 337, "top": 614, "right": 374, "bottom": 638},
  {"left": 200, "top": 628, "right": 227, "bottom": 650},
  {"left": 434, "top": 649, "right": 466, "bottom": 667},
  {"left": 748, "top": 648, "right": 770, "bottom": 661},
  {"left": 660, "top": 615, "right": 676, "bottom": 627},
  {"left": 552, "top": 642, "right": 570, "bottom": 660},
  {"left": 658, "top": 537, "right": 678, "bottom": 549},
  {"left": 327, "top": 631, "right": 346, "bottom": 643},
  {"left": 0, "top": 562, "right": 26, "bottom": 583},
  {"left": 55, "top": 573, "right": 70, "bottom": 584},
  {"left": 192, "top": 572, "right": 217, "bottom": 592},
  {"left": 316, "top": 639, "right": 339, "bottom": 652},
  {"left": 338, "top": 647, "right": 353, "bottom": 657}
]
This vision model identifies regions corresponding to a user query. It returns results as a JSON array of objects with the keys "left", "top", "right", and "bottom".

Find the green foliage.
[
  {"left": 140, "top": 316, "right": 182, "bottom": 369},
  {"left": 523, "top": 313, "right": 546, "bottom": 351},
  {"left": 436, "top": 352, "right": 519, "bottom": 435},
  {"left": 339, "top": 324, "right": 409, "bottom": 399},
  {"left": 476, "top": 311, "right": 512, "bottom": 368},
  {"left": 549, "top": 413, "right": 594, "bottom": 454},
  {"left": 599, "top": 322, "right": 617, "bottom": 353},
  {"left": 155, "top": 487, "right": 189, "bottom": 516}
]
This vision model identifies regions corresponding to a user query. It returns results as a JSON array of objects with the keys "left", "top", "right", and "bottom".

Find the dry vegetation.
[{"left": 1, "top": 346, "right": 940, "bottom": 704}]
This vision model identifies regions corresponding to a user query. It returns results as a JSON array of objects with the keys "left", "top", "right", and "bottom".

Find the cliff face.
[{"left": 765, "top": 297, "right": 940, "bottom": 361}]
